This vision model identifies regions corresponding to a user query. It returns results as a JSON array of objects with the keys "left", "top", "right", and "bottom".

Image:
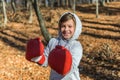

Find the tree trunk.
[
  {"left": 106, "top": 0, "right": 110, "bottom": 3},
  {"left": 72, "top": 0, "right": 76, "bottom": 13},
  {"left": 50, "top": 0, "right": 54, "bottom": 8},
  {"left": 32, "top": 0, "right": 51, "bottom": 43},
  {"left": 61, "top": 0, "right": 65, "bottom": 7},
  {"left": 69, "top": 0, "right": 72, "bottom": 8},
  {"left": 2, "top": 0, "right": 7, "bottom": 26},
  {"left": 57, "top": 0, "right": 60, "bottom": 7},
  {"left": 99, "top": 0, "right": 105, "bottom": 6},
  {"left": 96, "top": 0, "right": 99, "bottom": 18},
  {"left": 65, "top": 0, "right": 69, "bottom": 7},
  {"left": 24, "top": 0, "right": 30, "bottom": 10},
  {"left": 45, "top": 0, "right": 48, "bottom": 7},
  {"left": 11, "top": 0, "right": 16, "bottom": 13},
  {"left": 28, "top": 1, "right": 33, "bottom": 23}
]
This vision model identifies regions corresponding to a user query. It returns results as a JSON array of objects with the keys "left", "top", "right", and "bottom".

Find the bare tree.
[
  {"left": 106, "top": 0, "right": 110, "bottom": 3},
  {"left": 57, "top": 0, "right": 60, "bottom": 7},
  {"left": 99, "top": 0, "right": 105, "bottom": 6},
  {"left": 49, "top": 0, "right": 54, "bottom": 8},
  {"left": 45, "top": 0, "right": 49, "bottom": 7},
  {"left": 32, "top": 0, "right": 52, "bottom": 43},
  {"left": 61, "top": 0, "right": 65, "bottom": 7},
  {"left": 2, "top": 0, "right": 7, "bottom": 26},
  {"left": 28, "top": 0, "right": 33, "bottom": 23},
  {"left": 69, "top": 0, "right": 73, "bottom": 8},
  {"left": 65, "top": 0, "right": 69, "bottom": 7},
  {"left": 24, "top": 0, "right": 30, "bottom": 10},
  {"left": 96, "top": 0, "right": 99, "bottom": 18},
  {"left": 11, "top": 0, "right": 16, "bottom": 14},
  {"left": 72, "top": 0, "right": 76, "bottom": 13}
]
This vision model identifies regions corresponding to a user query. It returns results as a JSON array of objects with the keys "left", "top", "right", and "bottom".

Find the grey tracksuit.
[{"left": 42, "top": 12, "right": 83, "bottom": 80}]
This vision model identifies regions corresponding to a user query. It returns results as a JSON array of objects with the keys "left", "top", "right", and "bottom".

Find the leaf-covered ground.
[{"left": 0, "top": 2, "right": 120, "bottom": 80}]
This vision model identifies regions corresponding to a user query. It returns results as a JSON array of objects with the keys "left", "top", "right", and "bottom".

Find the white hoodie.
[{"left": 43, "top": 12, "right": 83, "bottom": 80}]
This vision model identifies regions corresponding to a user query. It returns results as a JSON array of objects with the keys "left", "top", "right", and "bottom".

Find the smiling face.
[
  {"left": 59, "top": 12, "right": 82, "bottom": 40},
  {"left": 60, "top": 19, "right": 75, "bottom": 40}
]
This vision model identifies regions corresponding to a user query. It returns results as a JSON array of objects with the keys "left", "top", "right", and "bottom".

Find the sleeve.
[
  {"left": 40, "top": 44, "right": 49, "bottom": 67},
  {"left": 61, "top": 42, "right": 83, "bottom": 80},
  {"left": 41, "top": 38, "right": 57, "bottom": 67},
  {"left": 71, "top": 42, "right": 83, "bottom": 68}
]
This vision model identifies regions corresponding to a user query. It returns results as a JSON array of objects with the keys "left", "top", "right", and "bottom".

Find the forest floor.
[{"left": 0, "top": 2, "right": 120, "bottom": 80}]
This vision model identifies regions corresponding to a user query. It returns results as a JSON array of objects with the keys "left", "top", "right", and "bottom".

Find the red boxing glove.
[
  {"left": 26, "top": 38, "right": 45, "bottom": 65},
  {"left": 48, "top": 45, "right": 72, "bottom": 75}
]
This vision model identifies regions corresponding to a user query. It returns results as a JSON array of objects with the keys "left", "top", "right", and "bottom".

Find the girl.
[{"left": 31, "top": 12, "right": 83, "bottom": 80}]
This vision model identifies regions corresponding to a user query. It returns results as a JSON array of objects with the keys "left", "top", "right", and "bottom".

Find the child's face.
[{"left": 60, "top": 19, "right": 75, "bottom": 40}]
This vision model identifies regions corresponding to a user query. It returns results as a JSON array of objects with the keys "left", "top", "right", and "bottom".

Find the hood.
[{"left": 58, "top": 12, "right": 82, "bottom": 40}]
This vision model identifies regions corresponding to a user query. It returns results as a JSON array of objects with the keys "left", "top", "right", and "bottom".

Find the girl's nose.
[{"left": 65, "top": 26, "right": 69, "bottom": 31}]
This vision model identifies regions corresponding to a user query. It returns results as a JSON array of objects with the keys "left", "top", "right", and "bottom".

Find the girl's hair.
[{"left": 59, "top": 13, "right": 76, "bottom": 28}]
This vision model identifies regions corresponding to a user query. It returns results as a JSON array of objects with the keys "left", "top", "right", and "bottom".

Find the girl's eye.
[
  {"left": 61, "top": 25, "right": 65, "bottom": 28},
  {"left": 69, "top": 25, "right": 72, "bottom": 28}
]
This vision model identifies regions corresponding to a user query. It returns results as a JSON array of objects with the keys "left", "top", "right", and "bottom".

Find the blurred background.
[{"left": 0, "top": 0, "right": 120, "bottom": 80}]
